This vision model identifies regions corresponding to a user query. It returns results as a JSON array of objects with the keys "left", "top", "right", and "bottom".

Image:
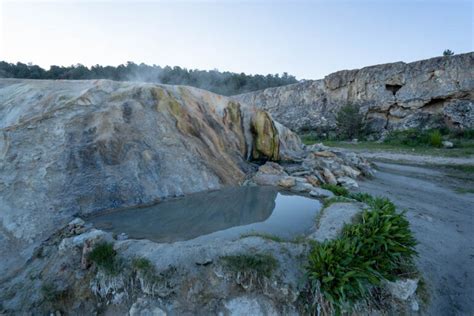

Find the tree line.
[{"left": 0, "top": 61, "right": 298, "bottom": 96}]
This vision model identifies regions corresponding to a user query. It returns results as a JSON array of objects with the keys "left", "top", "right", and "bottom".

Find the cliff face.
[
  {"left": 235, "top": 53, "right": 474, "bottom": 136},
  {"left": 0, "top": 79, "right": 300, "bottom": 276}
]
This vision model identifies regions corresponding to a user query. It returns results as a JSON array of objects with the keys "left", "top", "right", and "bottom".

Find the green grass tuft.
[
  {"left": 88, "top": 242, "right": 121, "bottom": 275},
  {"left": 321, "top": 184, "right": 349, "bottom": 196},
  {"left": 222, "top": 253, "right": 278, "bottom": 278}
]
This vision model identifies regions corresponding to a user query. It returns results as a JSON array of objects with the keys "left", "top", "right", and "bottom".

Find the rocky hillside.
[
  {"left": 0, "top": 78, "right": 303, "bottom": 278},
  {"left": 234, "top": 53, "right": 474, "bottom": 136}
]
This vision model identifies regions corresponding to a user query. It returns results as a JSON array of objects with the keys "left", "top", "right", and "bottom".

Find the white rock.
[
  {"left": 341, "top": 165, "right": 361, "bottom": 178},
  {"left": 277, "top": 177, "right": 296, "bottom": 188},
  {"left": 385, "top": 278, "right": 419, "bottom": 301},
  {"left": 337, "top": 176, "right": 359, "bottom": 189},
  {"left": 309, "top": 188, "right": 335, "bottom": 198},
  {"left": 68, "top": 218, "right": 85, "bottom": 227},
  {"left": 322, "top": 168, "right": 338, "bottom": 185},
  {"left": 411, "top": 299, "right": 420, "bottom": 311},
  {"left": 58, "top": 229, "right": 110, "bottom": 253},
  {"left": 442, "top": 140, "right": 454, "bottom": 148}
]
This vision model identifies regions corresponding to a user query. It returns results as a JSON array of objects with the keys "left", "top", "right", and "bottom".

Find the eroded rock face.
[
  {"left": 234, "top": 53, "right": 474, "bottom": 136},
  {"left": 0, "top": 79, "right": 299, "bottom": 279}
]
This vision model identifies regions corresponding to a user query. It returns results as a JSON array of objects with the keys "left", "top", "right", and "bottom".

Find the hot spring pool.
[{"left": 86, "top": 186, "right": 321, "bottom": 243}]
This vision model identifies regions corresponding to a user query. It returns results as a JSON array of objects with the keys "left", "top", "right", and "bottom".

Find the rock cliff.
[
  {"left": 0, "top": 79, "right": 297, "bottom": 277},
  {"left": 235, "top": 53, "right": 474, "bottom": 136}
]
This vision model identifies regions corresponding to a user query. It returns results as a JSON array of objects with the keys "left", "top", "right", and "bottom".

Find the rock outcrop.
[
  {"left": 0, "top": 79, "right": 297, "bottom": 279},
  {"left": 0, "top": 79, "right": 379, "bottom": 315},
  {"left": 234, "top": 53, "right": 474, "bottom": 136}
]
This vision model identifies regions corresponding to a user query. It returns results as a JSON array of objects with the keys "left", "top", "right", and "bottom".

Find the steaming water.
[{"left": 87, "top": 186, "right": 321, "bottom": 243}]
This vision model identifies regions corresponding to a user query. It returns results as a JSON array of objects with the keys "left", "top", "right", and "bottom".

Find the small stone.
[
  {"left": 323, "top": 168, "right": 337, "bottom": 185},
  {"left": 116, "top": 233, "right": 128, "bottom": 241},
  {"left": 411, "top": 299, "right": 420, "bottom": 311},
  {"left": 337, "top": 176, "right": 359, "bottom": 189},
  {"left": 341, "top": 165, "right": 361, "bottom": 178},
  {"left": 68, "top": 218, "right": 85, "bottom": 227},
  {"left": 277, "top": 177, "right": 296, "bottom": 188},
  {"left": 291, "top": 182, "right": 314, "bottom": 193},
  {"left": 309, "top": 188, "right": 335, "bottom": 198},
  {"left": 313, "top": 151, "right": 336, "bottom": 158},
  {"left": 305, "top": 175, "right": 320, "bottom": 186},
  {"left": 442, "top": 140, "right": 454, "bottom": 148},
  {"left": 385, "top": 278, "right": 419, "bottom": 301},
  {"left": 257, "top": 162, "right": 286, "bottom": 175}
]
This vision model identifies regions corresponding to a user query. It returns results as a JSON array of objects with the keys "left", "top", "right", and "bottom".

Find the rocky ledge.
[{"left": 234, "top": 52, "right": 474, "bottom": 137}]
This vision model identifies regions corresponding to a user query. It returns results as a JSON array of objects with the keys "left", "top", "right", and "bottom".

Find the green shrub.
[
  {"left": 384, "top": 128, "right": 445, "bottom": 148},
  {"left": 321, "top": 184, "right": 348, "bottom": 197},
  {"left": 306, "top": 194, "right": 418, "bottom": 311},
  {"left": 222, "top": 253, "right": 278, "bottom": 278},
  {"left": 347, "top": 192, "right": 373, "bottom": 203},
  {"left": 335, "top": 104, "right": 366, "bottom": 140},
  {"left": 429, "top": 130, "right": 442, "bottom": 147},
  {"left": 88, "top": 242, "right": 120, "bottom": 275}
]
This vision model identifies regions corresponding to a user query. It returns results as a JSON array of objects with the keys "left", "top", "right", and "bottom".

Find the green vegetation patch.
[
  {"left": 222, "top": 253, "right": 278, "bottom": 278},
  {"left": 306, "top": 194, "right": 418, "bottom": 312},
  {"left": 321, "top": 184, "right": 349, "bottom": 197},
  {"left": 88, "top": 242, "right": 121, "bottom": 275}
]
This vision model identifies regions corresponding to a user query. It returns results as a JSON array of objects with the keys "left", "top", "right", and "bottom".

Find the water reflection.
[{"left": 87, "top": 186, "right": 320, "bottom": 243}]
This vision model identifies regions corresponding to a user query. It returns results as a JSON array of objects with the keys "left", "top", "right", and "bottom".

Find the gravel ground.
[{"left": 358, "top": 162, "right": 474, "bottom": 316}]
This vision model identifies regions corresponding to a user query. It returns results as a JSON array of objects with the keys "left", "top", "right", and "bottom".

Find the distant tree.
[
  {"left": 335, "top": 104, "right": 365, "bottom": 140},
  {"left": 0, "top": 61, "right": 297, "bottom": 95},
  {"left": 443, "top": 49, "right": 454, "bottom": 56}
]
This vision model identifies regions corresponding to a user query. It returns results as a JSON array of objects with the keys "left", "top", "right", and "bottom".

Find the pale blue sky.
[{"left": 0, "top": 0, "right": 472, "bottom": 79}]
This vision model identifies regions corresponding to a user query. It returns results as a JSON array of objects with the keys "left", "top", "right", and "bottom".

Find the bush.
[
  {"left": 429, "top": 130, "right": 442, "bottom": 147},
  {"left": 306, "top": 194, "right": 418, "bottom": 312},
  {"left": 385, "top": 128, "right": 445, "bottom": 148},
  {"left": 335, "top": 104, "right": 366, "bottom": 140},
  {"left": 88, "top": 242, "right": 121, "bottom": 275},
  {"left": 443, "top": 49, "right": 454, "bottom": 56},
  {"left": 321, "top": 184, "right": 349, "bottom": 197}
]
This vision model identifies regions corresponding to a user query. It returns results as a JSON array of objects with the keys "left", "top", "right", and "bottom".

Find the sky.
[{"left": 0, "top": 0, "right": 472, "bottom": 79}]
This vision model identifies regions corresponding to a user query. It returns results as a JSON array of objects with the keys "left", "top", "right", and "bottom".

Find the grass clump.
[
  {"left": 306, "top": 194, "right": 418, "bottom": 313},
  {"left": 88, "top": 242, "right": 121, "bottom": 275},
  {"left": 429, "top": 130, "right": 442, "bottom": 147},
  {"left": 222, "top": 253, "right": 278, "bottom": 278},
  {"left": 321, "top": 184, "right": 348, "bottom": 196}
]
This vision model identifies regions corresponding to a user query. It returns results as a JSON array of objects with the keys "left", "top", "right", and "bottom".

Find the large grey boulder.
[{"left": 234, "top": 53, "right": 474, "bottom": 136}]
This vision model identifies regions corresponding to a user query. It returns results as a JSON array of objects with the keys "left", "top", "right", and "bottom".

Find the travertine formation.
[
  {"left": 0, "top": 79, "right": 292, "bottom": 277},
  {"left": 235, "top": 53, "right": 474, "bottom": 136}
]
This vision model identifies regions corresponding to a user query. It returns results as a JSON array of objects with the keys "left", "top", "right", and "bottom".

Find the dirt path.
[
  {"left": 358, "top": 162, "right": 474, "bottom": 316},
  {"left": 334, "top": 147, "right": 474, "bottom": 166}
]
